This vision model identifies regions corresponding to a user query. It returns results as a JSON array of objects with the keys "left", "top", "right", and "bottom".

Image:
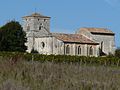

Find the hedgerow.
[{"left": 0, "top": 52, "right": 120, "bottom": 66}]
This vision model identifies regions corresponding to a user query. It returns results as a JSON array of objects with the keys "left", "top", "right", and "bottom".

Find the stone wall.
[
  {"left": 35, "top": 36, "right": 53, "bottom": 55},
  {"left": 64, "top": 43, "right": 99, "bottom": 57},
  {"left": 25, "top": 36, "right": 99, "bottom": 57},
  {"left": 23, "top": 17, "right": 50, "bottom": 32},
  {"left": 92, "top": 34, "right": 115, "bottom": 55},
  {"left": 25, "top": 37, "right": 34, "bottom": 53},
  {"left": 33, "top": 36, "right": 65, "bottom": 55},
  {"left": 52, "top": 37, "right": 64, "bottom": 55},
  {"left": 76, "top": 28, "right": 94, "bottom": 41},
  {"left": 76, "top": 28, "right": 115, "bottom": 55}
]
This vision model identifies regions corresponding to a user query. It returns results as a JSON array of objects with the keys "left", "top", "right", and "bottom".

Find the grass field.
[{"left": 0, "top": 57, "right": 120, "bottom": 90}]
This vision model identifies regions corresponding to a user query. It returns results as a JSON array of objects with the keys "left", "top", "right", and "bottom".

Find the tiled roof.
[
  {"left": 80, "top": 28, "right": 114, "bottom": 34},
  {"left": 52, "top": 33, "right": 98, "bottom": 44},
  {"left": 22, "top": 13, "right": 50, "bottom": 18}
]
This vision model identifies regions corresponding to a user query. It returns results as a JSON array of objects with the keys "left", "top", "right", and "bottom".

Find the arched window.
[
  {"left": 66, "top": 45, "right": 70, "bottom": 54},
  {"left": 41, "top": 42, "right": 45, "bottom": 49},
  {"left": 78, "top": 46, "right": 81, "bottom": 55},
  {"left": 39, "top": 26, "right": 41, "bottom": 30},
  {"left": 44, "top": 19, "right": 46, "bottom": 22},
  {"left": 89, "top": 46, "right": 93, "bottom": 55}
]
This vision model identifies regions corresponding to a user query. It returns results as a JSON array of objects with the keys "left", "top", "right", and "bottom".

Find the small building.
[{"left": 22, "top": 13, "right": 115, "bottom": 57}]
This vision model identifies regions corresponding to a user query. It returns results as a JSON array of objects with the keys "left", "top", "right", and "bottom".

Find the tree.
[
  {"left": 0, "top": 21, "right": 27, "bottom": 52},
  {"left": 115, "top": 48, "right": 120, "bottom": 58}
]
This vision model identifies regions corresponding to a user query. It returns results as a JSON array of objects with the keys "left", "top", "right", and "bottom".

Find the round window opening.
[{"left": 41, "top": 42, "right": 45, "bottom": 48}]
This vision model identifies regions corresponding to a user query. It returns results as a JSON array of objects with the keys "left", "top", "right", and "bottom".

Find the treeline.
[
  {"left": 0, "top": 21, "right": 27, "bottom": 52},
  {"left": 0, "top": 52, "right": 120, "bottom": 66}
]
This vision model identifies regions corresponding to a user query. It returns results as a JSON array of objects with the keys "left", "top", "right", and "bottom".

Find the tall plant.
[{"left": 0, "top": 21, "right": 27, "bottom": 52}]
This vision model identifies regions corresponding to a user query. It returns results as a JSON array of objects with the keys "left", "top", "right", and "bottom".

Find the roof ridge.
[
  {"left": 22, "top": 12, "right": 50, "bottom": 18},
  {"left": 53, "top": 32, "right": 98, "bottom": 44},
  {"left": 80, "top": 27, "right": 114, "bottom": 34}
]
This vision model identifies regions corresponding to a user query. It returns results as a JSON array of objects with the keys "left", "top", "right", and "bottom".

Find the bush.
[
  {"left": 0, "top": 52, "right": 120, "bottom": 66},
  {"left": 115, "top": 48, "right": 120, "bottom": 58},
  {"left": 31, "top": 49, "right": 39, "bottom": 54}
]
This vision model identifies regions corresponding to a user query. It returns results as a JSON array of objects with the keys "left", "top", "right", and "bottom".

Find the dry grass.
[{"left": 0, "top": 58, "right": 120, "bottom": 90}]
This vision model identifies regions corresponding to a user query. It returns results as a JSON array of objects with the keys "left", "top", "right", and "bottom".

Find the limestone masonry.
[{"left": 22, "top": 13, "right": 115, "bottom": 57}]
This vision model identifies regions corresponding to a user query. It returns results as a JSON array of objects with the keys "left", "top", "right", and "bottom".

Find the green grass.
[{"left": 0, "top": 57, "right": 120, "bottom": 90}]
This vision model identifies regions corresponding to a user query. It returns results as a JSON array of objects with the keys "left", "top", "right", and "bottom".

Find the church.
[{"left": 22, "top": 13, "right": 115, "bottom": 57}]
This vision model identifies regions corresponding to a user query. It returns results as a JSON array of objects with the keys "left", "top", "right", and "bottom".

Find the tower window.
[
  {"left": 44, "top": 19, "right": 46, "bottom": 22},
  {"left": 39, "top": 26, "right": 41, "bottom": 30}
]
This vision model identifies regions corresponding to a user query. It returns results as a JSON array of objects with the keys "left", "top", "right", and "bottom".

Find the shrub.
[
  {"left": 0, "top": 52, "right": 120, "bottom": 66},
  {"left": 115, "top": 48, "right": 120, "bottom": 58},
  {"left": 31, "top": 49, "right": 39, "bottom": 54}
]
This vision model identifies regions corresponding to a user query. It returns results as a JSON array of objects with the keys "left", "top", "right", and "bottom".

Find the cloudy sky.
[{"left": 0, "top": 0, "right": 120, "bottom": 47}]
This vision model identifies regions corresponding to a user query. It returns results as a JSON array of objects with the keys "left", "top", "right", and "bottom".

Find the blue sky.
[{"left": 0, "top": 0, "right": 120, "bottom": 47}]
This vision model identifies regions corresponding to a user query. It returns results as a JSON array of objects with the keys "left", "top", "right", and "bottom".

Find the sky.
[{"left": 0, "top": 0, "right": 120, "bottom": 47}]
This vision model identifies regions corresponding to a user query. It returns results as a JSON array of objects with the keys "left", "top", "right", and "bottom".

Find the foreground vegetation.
[
  {"left": 0, "top": 52, "right": 119, "bottom": 90},
  {"left": 0, "top": 58, "right": 120, "bottom": 90},
  {"left": 0, "top": 52, "right": 120, "bottom": 66}
]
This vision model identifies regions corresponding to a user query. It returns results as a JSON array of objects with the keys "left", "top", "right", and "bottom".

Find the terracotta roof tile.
[
  {"left": 22, "top": 13, "right": 50, "bottom": 18},
  {"left": 80, "top": 28, "right": 114, "bottom": 34},
  {"left": 52, "top": 33, "right": 98, "bottom": 44}
]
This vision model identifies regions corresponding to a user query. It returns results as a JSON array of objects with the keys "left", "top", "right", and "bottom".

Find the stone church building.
[{"left": 22, "top": 13, "right": 115, "bottom": 57}]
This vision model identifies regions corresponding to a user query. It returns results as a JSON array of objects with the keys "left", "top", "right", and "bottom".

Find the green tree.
[
  {"left": 0, "top": 21, "right": 27, "bottom": 52},
  {"left": 115, "top": 48, "right": 120, "bottom": 58}
]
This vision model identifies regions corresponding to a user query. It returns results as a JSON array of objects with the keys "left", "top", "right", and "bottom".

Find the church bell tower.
[
  {"left": 22, "top": 12, "right": 51, "bottom": 53},
  {"left": 22, "top": 12, "right": 51, "bottom": 33}
]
